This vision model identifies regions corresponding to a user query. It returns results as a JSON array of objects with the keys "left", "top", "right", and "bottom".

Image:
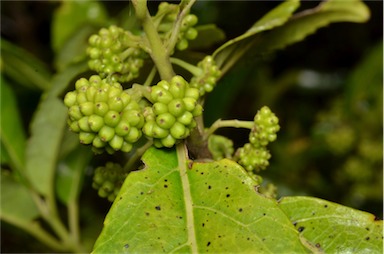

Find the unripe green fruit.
[
  {"left": 152, "top": 124, "right": 169, "bottom": 139},
  {"left": 89, "top": 75, "right": 102, "bottom": 86},
  {"left": 184, "top": 14, "right": 198, "bottom": 26},
  {"left": 170, "top": 122, "right": 187, "bottom": 139},
  {"left": 92, "top": 136, "right": 106, "bottom": 148},
  {"left": 75, "top": 78, "right": 89, "bottom": 90},
  {"left": 99, "top": 125, "right": 115, "bottom": 142},
  {"left": 168, "top": 99, "right": 186, "bottom": 117},
  {"left": 78, "top": 117, "right": 91, "bottom": 132},
  {"left": 185, "top": 28, "right": 198, "bottom": 40},
  {"left": 69, "top": 121, "right": 80, "bottom": 132},
  {"left": 121, "top": 142, "right": 133, "bottom": 153},
  {"left": 76, "top": 92, "right": 88, "bottom": 104},
  {"left": 157, "top": 80, "right": 170, "bottom": 90},
  {"left": 161, "top": 134, "right": 176, "bottom": 148},
  {"left": 109, "top": 135, "right": 124, "bottom": 151},
  {"left": 94, "top": 89, "right": 109, "bottom": 103},
  {"left": 153, "top": 102, "right": 168, "bottom": 115},
  {"left": 94, "top": 102, "right": 109, "bottom": 116},
  {"left": 108, "top": 96, "right": 124, "bottom": 112},
  {"left": 115, "top": 121, "right": 130, "bottom": 136},
  {"left": 185, "top": 87, "right": 200, "bottom": 100},
  {"left": 151, "top": 87, "right": 173, "bottom": 104},
  {"left": 122, "top": 110, "right": 143, "bottom": 126},
  {"left": 79, "top": 102, "right": 94, "bottom": 116},
  {"left": 68, "top": 106, "right": 82, "bottom": 121},
  {"left": 183, "top": 98, "right": 197, "bottom": 111},
  {"left": 120, "top": 92, "right": 131, "bottom": 106},
  {"left": 156, "top": 113, "right": 176, "bottom": 129},
  {"left": 143, "top": 121, "right": 157, "bottom": 137},
  {"left": 79, "top": 132, "right": 96, "bottom": 145},
  {"left": 170, "top": 76, "right": 187, "bottom": 98},
  {"left": 86, "top": 86, "right": 97, "bottom": 101},
  {"left": 88, "top": 115, "right": 104, "bottom": 132},
  {"left": 104, "top": 110, "right": 121, "bottom": 127},
  {"left": 125, "top": 127, "right": 141, "bottom": 143},
  {"left": 192, "top": 104, "right": 203, "bottom": 117},
  {"left": 177, "top": 39, "right": 188, "bottom": 51},
  {"left": 177, "top": 111, "right": 193, "bottom": 126},
  {"left": 64, "top": 91, "right": 77, "bottom": 107}
]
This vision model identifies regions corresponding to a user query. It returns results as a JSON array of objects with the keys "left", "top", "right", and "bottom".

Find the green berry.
[
  {"left": 68, "top": 106, "right": 82, "bottom": 121},
  {"left": 168, "top": 99, "right": 186, "bottom": 117},
  {"left": 170, "top": 122, "right": 187, "bottom": 139},
  {"left": 124, "top": 127, "right": 142, "bottom": 143},
  {"left": 88, "top": 114, "right": 104, "bottom": 132},
  {"left": 153, "top": 102, "right": 169, "bottom": 115},
  {"left": 64, "top": 91, "right": 77, "bottom": 107},
  {"left": 79, "top": 132, "right": 96, "bottom": 145},
  {"left": 69, "top": 121, "right": 80, "bottom": 132},
  {"left": 92, "top": 136, "right": 106, "bottom": 148},
  {"left": 152, "top": 124, "right": 169, "bottom": 139},
  {"left": 177, "top": 111, "right": 193, "bottom": 126},
  {"left": 104, "top": 110, "right": 121, "bottom": 127},
  {"left": 79, "top": 102, "right": 94, "bottom": 116},
  {"left": 109, "top": 135, "right": 124, "bottom": 151},
  {"left": 156, "top": 113, "right": 176, "bottom": 129},
  {"left": 78, "top": 117, "right": 91, "bottom": 132},
  {"left": 161, "top": 134, "right": 176, "bottom": 148},
  {"left": 99, "top": 125, "right": 115, "bottom": 142},
  {"left": 115, "top": 121, "right": 130, "bottom": 136},
  {"left": 94, "top": 102, "right": 109, "bottom": 116}
]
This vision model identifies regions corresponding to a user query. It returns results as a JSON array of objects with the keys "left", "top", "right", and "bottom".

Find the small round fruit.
[{"left": 98, "top": 126, "right": 115, "bottom": 142}]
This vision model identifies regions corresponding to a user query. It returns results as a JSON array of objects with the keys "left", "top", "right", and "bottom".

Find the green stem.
[
  {"left": 205, "top": 119, "right": 254, "bottom": 139},
  {"left": 143, "top": 66, "right": 157, "bottom": 86},
  {"left": 170, "top": 57, "right": 202, "bottom": 76},
  {"left": 123, "top": 140, "right": 153, "bottom": 172},
  {"left": 166, "top": 0, "right": 197, "bottom": 53},
  {"left": 132, "top": 0, "right": 174, "bottom": 81}
]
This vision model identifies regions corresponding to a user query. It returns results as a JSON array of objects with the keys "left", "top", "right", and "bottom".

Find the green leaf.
[
  {"left": 213, "top": 0, "right": 300, "bottom": 73},
  {"left": 25, "top": 96, "right": 67, "bottom": 196},
  {"left": 51, "top": 0, "right": 107, "bottom": 52},
  {"left": 0, "top": 39, "right": 51, "bottom": 91},
  {"left": 56, "top": 144, "right": 93, "bottom": 204},
  {"left": 93, "top": 147, "right": 306, "bottom": 253},
  {"left": 0, "top": 171, "right": 40, "bottom": 224},
  {"left": 279, "top": 196, "right": 383, "bottom": 253},
  {"left": 188, "top": 24, "right": 226, "bottom": 49},
  {"left": 0, "top": 76, "right": 27, "bottom": 173}
]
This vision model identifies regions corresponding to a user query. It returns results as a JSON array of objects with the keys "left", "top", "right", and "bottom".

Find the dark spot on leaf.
[
  {"left": 155, "top": 206, "right": 161, "bottom": 211},
  {"left": 312, "top": 212, "right": 316, "bottom": 216},
  {"left": 315, "top": 243, "right": 321, "bottom": 248},
  {"left": 365, "top": 227, "right": 370, "bottom": 231},
  {"left": 226, "top": 194, "right": 230, "bottom": 198},
  {"left": 124, "top": 243, "right": 129, "bottom": 249},
  {"left": 207, "top": 242, "right": 211, "bottom": 247},
  {"left": 298, "top": 226, "right": 305, "bottom": 232},
  {"left": 202, "top": 223, "right": 205, "bottom": 227},
  {"left": 263, "top": 213, "right": 266, "bottom": 216},
  {"left": 324, "top": 205, "right": 328, "bottom": 208},
  {"left": 239, "top": 208, "right": 243, "bottom": 212},
  {"left": 218, "top": 235, "right": 222, "bottom": 238},
  {"left": 214, "top": 165, "right": 219, "bottom": 169},
  {"left": 119, "top": 196, "right": 122, "bottom": 200},
  {"left": 225, "top": 187, "right": 229, "bottom": 190},
  {"left": 208, "top": 185, "right": 211, "bottom": 190},
  {"left": 140, "top": 192, "right": 144, "bottom": 195},
  {"left": 365, "top": 237, "right": 370, "bottom": 241},
  {"left": 201, "top": 172, "right": 204, "bottom": 175},
  {"left": 164, "top": 184, "right": 168, "bottom": 188},
  {"left": 164, "top": 179, "right": 168, "bottom": 182},
  {"left": 262, "top": 238, "right": 266, "bottom": 241},
  {"left": 293, "top": 222, "right": 297, "bottom": 227},
  {"left": 145, "top": 212, "right": 150, "bottom": 216}
]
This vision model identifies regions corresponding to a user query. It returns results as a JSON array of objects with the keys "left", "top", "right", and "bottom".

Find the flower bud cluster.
[
  {"left": 92, "top": 162, "right": 127, "bottom": 202},
  {"left": 156, "top": 2, "right": 198, "bottom": 51},
  {"left": 236, "top": 106, "right": 280, "bottom": 172},
  {"left": 64, "top": 75, "right": 144, "bottom": 154},
  {"left": 87, "top": 25, "right": 146, "bottom": 82},
  {"left": 143, "top": 75, "right": 202, "bottom": 148},
  {"left": 190, "top": 56, "right": 221, "bottom": 96}
]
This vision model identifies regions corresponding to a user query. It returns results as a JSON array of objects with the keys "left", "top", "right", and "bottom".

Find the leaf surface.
[
  {"left": 0, "top": 76, "right": 27, "bottom": 173},
  {"left": 25, "top": 96, "right": 67, "bottom": 196},
  {"left": 0, "top": 172, "right": 40, "bottom": 224},
  {"left": 93, "top": 147, "right": 306, "bottom": 253},
  {"left": 279, "top": 196, "right": 383, "bottom": 253}
]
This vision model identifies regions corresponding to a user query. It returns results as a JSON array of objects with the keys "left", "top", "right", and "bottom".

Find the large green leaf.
[
  {"left": 279, "top": 196, "right": 383, "bottom": 253},
  {"left": 51, "top": 0, "right": 107, "bottom": 52},
  {"left": 25, "top": 96, "right": 67, "bottom": 196},
  {"left": 213, "top": 0, "right": 370, "bottom": 75},
  {"left": 0, "top": 171, "right": 40, "bottom": 224},
  {"left": 93, "top": 147, "right": 306, "bottom": 253},
  {"left": 56, "top": 144, "right": 93, "bottom": 204},
  {"left": 0, "top": 76, "right": 27, "bottom": 173},
  {"left": 0, "top": 39, "right": 51, "bottom": 91},
  {"left": 213, "top": 0, "right": 300, "bottom": 74}
]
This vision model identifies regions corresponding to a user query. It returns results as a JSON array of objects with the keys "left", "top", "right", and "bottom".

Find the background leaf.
[
  {"left": 93, "top": 147, "right": 306, "bottom": 253},
  {"left": 188, "top": 24, "right": 226, "bottom": 50},
  {"left": 279, "top": 196, "right": 383, "bottom": 253},
  {"left": 0, "top": 39, "right": 51, "bottom": 91},
  {"left": 25, "top": 96, "right": 67, "bottom": 196},
  {"left": 51, "top": 0, "right": 107, "bottom": 53},
  {"left": 0, "top": 76, "right": 27, "bottom": 173},
  {"left": 0, "top": 171, "right": 40, "bottom": 224},
  {"left": 56, "top": 144, "right": 93, "bottom": 204}
]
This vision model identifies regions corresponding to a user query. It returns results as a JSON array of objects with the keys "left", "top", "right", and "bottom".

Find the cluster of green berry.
[
  {"left": 64, "top": 75, "right": 144, "bottom": 154},
  {"left": 143, "top": 76, "right": 202, "bottom": 148},
  {"left": 190, "top": 56, "right": 221, "bottom": 96},
  {"left": 87, "top": 25, "right": 147, "bottom": 83},
  {"left": 236, "top": 106, "right": 280, "bottom": 173},
  {"left": 92, "top": 162, "right": 127, "bottom": 202},
  {"left": 156, "top": 2, "right": 198, "bottom": 51},
  {"left": 208, "top": 134, "right": 234, "bottom": 160}
]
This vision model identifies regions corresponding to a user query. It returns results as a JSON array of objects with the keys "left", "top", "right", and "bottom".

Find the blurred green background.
[{"left": 1, "top": 1, "right": 382, "bottom": 252}]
